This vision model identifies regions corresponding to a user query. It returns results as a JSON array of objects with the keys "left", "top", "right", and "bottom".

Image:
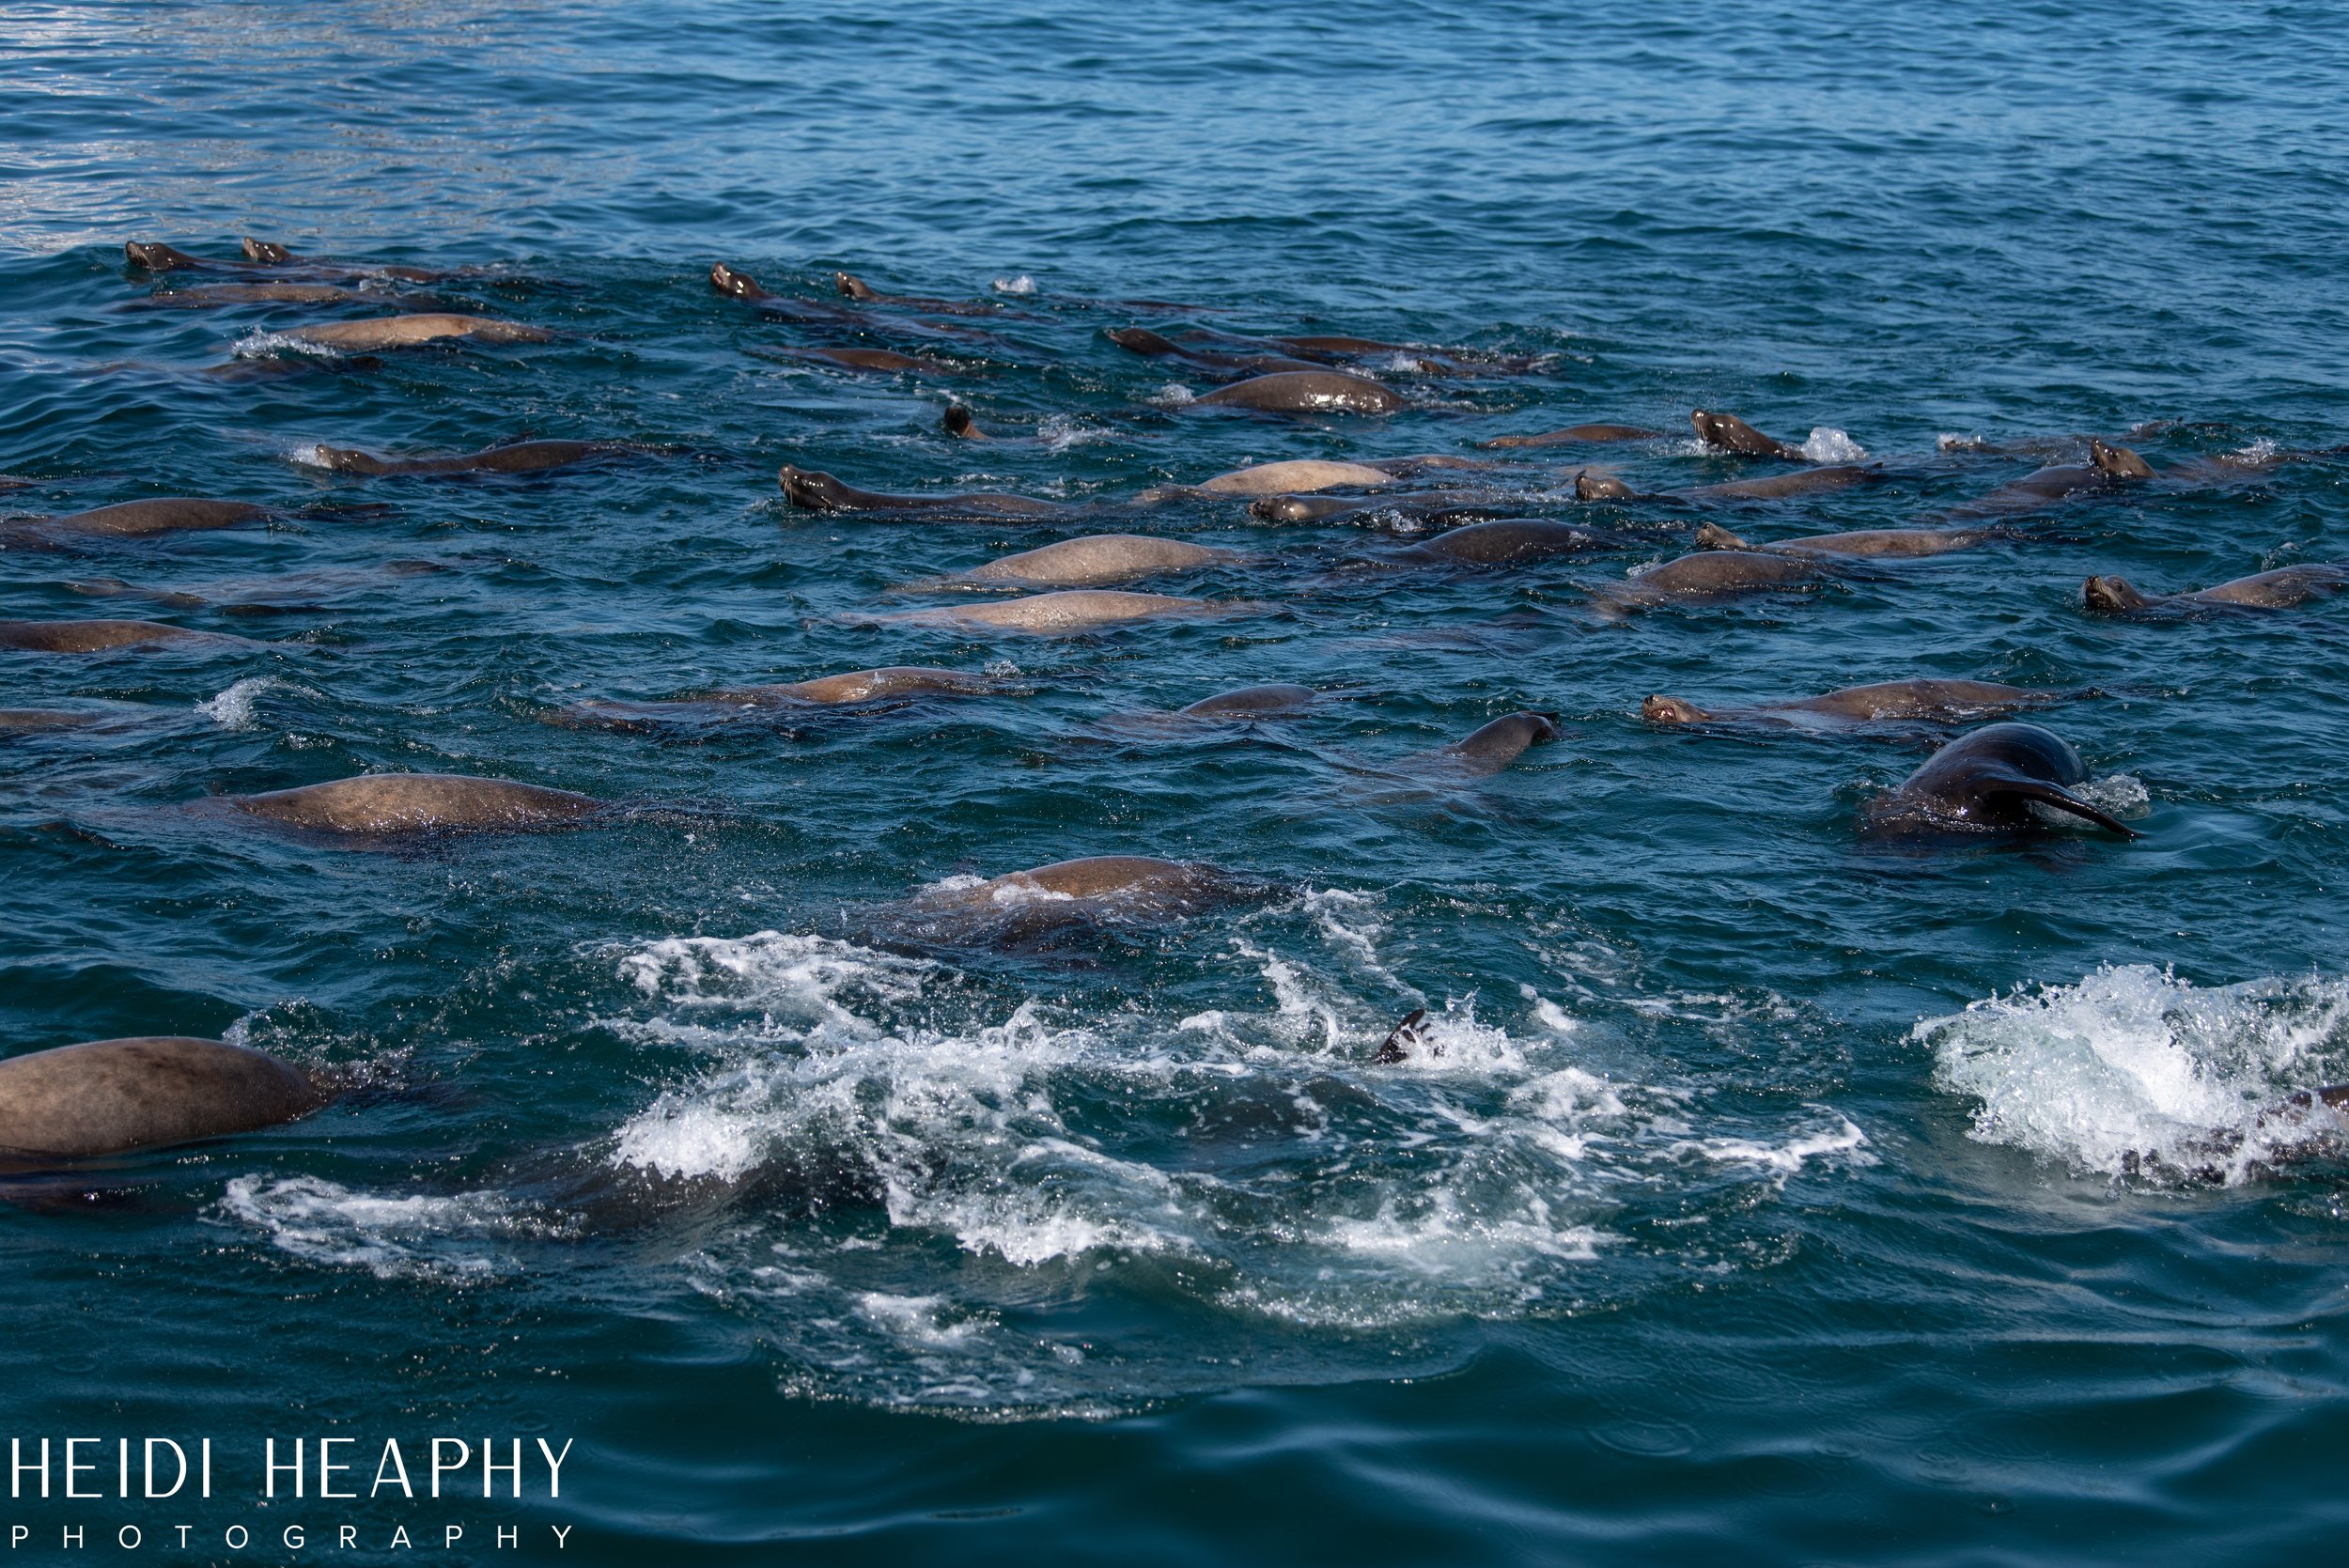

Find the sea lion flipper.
[
  {"left": 1375, "top": 1008, "right": 1429, "bottom": 1063},
  {"left": 1990, "top": 776, "right": 2140, "bottom": 838}
]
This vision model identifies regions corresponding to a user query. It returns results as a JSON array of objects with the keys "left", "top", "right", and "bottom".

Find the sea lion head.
[
  {"left": 124, "top": 241, "right": 200, "bottom": 272},
  {"left": 776, "top": 465, "right": 849, "bottom": 510},
  {"left": 2082, "top": 574, "right": 2153, "bottom": 613},
  {"left": 1641, "top": 695, "right": 1708, "bottom": 723},
  {"left": 1691, "top": 410, "right": 1787, "bottom": 457},
  {"left": 833, "top": 271, "right": 879, "bottom": 301},
  {"left": 2089, "top": 439, "right": 2155, "bottom": 479},
  {"left": 1249, "top": 495, "right": 1324, "bottom": 522},
  {"left": 708, "top": 262, "right": 762, "bottom": 299},
  {"left": 942, "top": 404, "right": 983, "bottom": 439},
  {"left": 1106, "top": 327, "right": 1178, "bottom": 355},
  {"left": 313, "top": 445, "right": 388, "bottom": 475},
  {"left": 241, "top": 237, "right": 294, "bottom": 264},
  {"left": 1455, "top": 710, "right": 1561, "bottom": 760},
  {"left": 1574, "top": 469, "right": 1637, "bottom": 502},
  {"left": 1692, "top": 521, "right": 1749, "bottom": 551}
]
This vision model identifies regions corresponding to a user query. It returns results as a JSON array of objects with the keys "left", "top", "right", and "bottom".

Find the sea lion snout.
[
  {"left": 2089, "top": 438, "right": 2155, "bottom": 479},
  {"left": 709, "top": 262, "right": 759, "bottom": 298},
  {"left": 777, "top": 465, "right": 845, "bottom": 509},
  {"left": 241, "top": 236, "right": 294, "bottom": 263},
  {"left": 1574, "top": 469, "right": 1636, "bottom": 501},
  {"left": 125, "top": 241, "right": 199, "bottom": 272},
  {"left": 2082, "top": 574, "right": 2147, "bottom": 613},
  {"left": 1642, "top": 695, "right": 1705, "bottom": 723}
]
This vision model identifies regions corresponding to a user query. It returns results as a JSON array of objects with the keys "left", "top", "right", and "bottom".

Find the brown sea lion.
[
  {"left": 241, "top": 238, "right": 442, "bottom": 283},
  {"left": 1481, "top": 424, "right": 1667, "bottom": 449},
  {"left": 1861, "top": 722, "right": 2138, "bottom": 837},
  {"left": 1643, "top": 680, "right": 2076, "bottom": 727},
  {"left": 13, "top": 498, "right": 270, "bottom": 539},
  {"left": 0, "top": 1037, "right": 324, "bottom": 1161},
  {"left": 777, "top": 465, "right": 1079, "bottom": 519},
  {"left": 1176, "top": 683, "right": 1318, "bottom": 718},
  {"left": 1194, "top": 371, "right": 1402, "bottom": 415},
  {"left": 1948, "top": 439, "right": 2154, "bottom": 519},
  {"left": 135, "top": 283, "right": 401, "bottom": 309},
  {"left": 2083, "top": 566, "right": 2347, "bottom": 615},
  {"left": 1692, "top": 411, "right": 1805, "bottom": 459},
  {"left": 228, "top": 773, "right": 607, "bottom": 835},
  {"left": 1693, "top": 520, "right": 2005, "bottom": 558},
  {"left": 1574, "top": 470, "right": 1641, "bottom": 502},
  {"left": 1392, "top": 519, "right": 1632, "bottom": 565},
  {"left": 908, "top": 856, "right": 1250, "bottom": 920},
  {"left": 754, "top": 346, "right": 955, "bottom": 374},
  {"left": 1248, "top": 489, "right": 1513, "bottom": 525},
  {"left": 869, "top": 589, "right": 1263, "bottom": 633},
  {"left": 1677, "top": 465, "right": 1881, "bottom": 503},
  {"left": 954, "top": 535, "right": 1242, "bottom": 587},
  {"left": 1107, "top": 327, "right": 1323, "bottom": 378},
  {"left": 288, "top": 315, "right": 550, "bottom": 350},
  {"left": 1595, "top": 551, "right": 1833, "bottom": 612},
  {"left": 833, "top": 271, "right": 1000, "bottom": 316},
  {"left": 1416, "top": 711, "right": 1560, "bottom": 774},
  {"left": 315, "top": 440, "right": 630, "bottom": 476},
  {"left": 563, "top": 667, "right": 1003, "bottom": 728},
  {"left": 1193, "top": 459, "right": 1398, "bottom": 496},
  {"left": 942, "top": 404, "right": 988, "bottom": 439},
  {"left": 124, "top": 241, "right": 239, "bottom": 272},
  {"left": 0, "top": 709, "right": 102, "bottom": 734},
  {"left": 0, "top": 619, "right": 248, "bottom": 653}
]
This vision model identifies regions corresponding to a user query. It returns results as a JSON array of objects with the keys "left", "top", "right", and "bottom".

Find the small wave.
[
  {"left": 1146, "top": 382, "right": 1195, "bottom": 408},
  {"left": 218, "top": 1176, "right": 533, "bottom": 1279},
  {"left": 1918, "top": 965, "right": 2349, "bottom": 1183},
  {"left": 1799, "top": 427, "right": 1867, "bottom": 462},
  {"left": 230, "top": 330, "right": 338, "bottom": 360},
  {"left": 1035, "top": 413, "right": 1112, "bottom": 451},
  {"left": 2230, "top": 436, "right": 2279, "bottom": 464},
  {"left": 195, "top": 676, "right": 274, "bottom": 730},
  {"left": 990, "top": 274, "right": 1037, "bottom": 295},
  {"left": 286, "top": 443, "right": 332, "bottom": 469}
]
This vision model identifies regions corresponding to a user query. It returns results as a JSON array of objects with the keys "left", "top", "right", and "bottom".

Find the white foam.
[
  {"left": 195, "top": 676, "right": 274, "bottom": 730},
  {"left": 1035, "top": 413, "right": 1112, "bottom": 451},
  {"left": 2230, "top": 437, "right": 2280, "bottom": 465},
  {"left": 1919, "top": 965, "right": 2349, "bottom": 1183},
  {"left": 1680, "top": 1116, "right": 1872, "bottom": 1176},
  {"left": 286, "top": 443, "right": 332, "bottom": 469},
  {"left": 990, "top": 274, "right": 1037, "bottom": 295},
  {"left": 1800, "top": 427, "right": 1868, "bottom": 462},
  {"left": 218, "top": 1176, "right": 527, "bottom": 1279},
  {"left": 229, "top": 329, "right": 337, "bottom": 360},
  {"left": 2076, "top": 772, "right": 2149, "bottom": 817},
  {"left": 1146, "top": 382, "right": 1196, "bottom": 408}
]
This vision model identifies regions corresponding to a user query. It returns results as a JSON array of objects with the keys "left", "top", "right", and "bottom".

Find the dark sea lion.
[
  {"left": 0, "top": 1037, "right": 323, "bottom": 1162},
  {"left": 871, "top": 589, "right": 1263, "bottom": 633},
  {"left": 1596, "top": 551, "right": 1833, "bottom": 612},
  {"left": 564, "top": 667, "right": 1002, "bottom": 728},
  {"left": 1424, "top": 710, "right": 1560, "bottom": 774},
  {"left": 1482, "top": 424, "right": 1666, "bottom": 449},
  {"left": 1375, "top": 1007, "right": 1431, "bottom": 1063},
  {"left": 1194, "top": 371, "right": 1402, "bottom": 415},
  {"left": 136, "top": 282, "right": 405, "bottom": 309},
  {"left": 1862, "top": 722, "right": 2137, "bottom": 837},
  {"left": 228, "top": 773, "right": 607, "bottom": 835},
  {"left": 316, "top": 439, "right": 630, "bottom": 476},
  {"left": 2084, "top": 566, "right": 2348, "bottom": 615},
  {"left": 777, "top": 465, "right": 1076, "bottom": 519},
  {"left": 1574, "top": 470, "right": 1641, "bottom": 502},
  {"left": 1694, "top": 520, "right": 2003, "bottom": 558},
  {"left": 1249, "top": 489, "right": 1512, "bottom": 525},
  {"left": 943, "top": 404, "right": 988, "bottom": 439},
  {"left": 124, "top": 241, "right": 230, "bottom": 272},
  {"left": 1107, "top": 327, "right": 1323, "bottom": 378},
  {"left": 710, "top": 261, "right": 778, "bottom": 302},
  {"left": 1393, "top": 519, "right": 1631, "bottom": 565},
  {"left": 17, "top": 498, "right": 270, "bottom": 539},
  {"left": 754, "top": 346, "right": 954, "bottom": 374},
  {"left": 1948, "top": 439, "right": 2153, "bottom": 519},
  {"left": 241, "top": 237, "right": 443, "bottom": 283},
  {"left": 908, "top": 856, "right": 1252, "bottom": 924},
  {"left": 833, "top": 271, "right": 999, "bottom": 316},
  {"left": 0, "top": 708, "right": 102, "bottom": 735},
  {"left": 1177, "top": 683, "right": 1318, "bottom": 718},
  {"left": 956, "top": 535, "right": 1242, "bottom": 587},
  {"left": 1677, "top": 465, "right": 1880, "bottom": 503},
  {"left": 0, "top": 619, "right": 247, "bottom": 653},
  {"left": 288, "top": 314, "right": 551, "bottom": 349},
  {"left": 1692, "top": 410, "right": 1805, "bottom": 459},
  {"left": 1643, "top": 679, "right": 2074, "bottom": 727}
]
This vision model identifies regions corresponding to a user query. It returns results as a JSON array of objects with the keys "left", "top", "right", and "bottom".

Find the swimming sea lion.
[
  {"left": 710, "top": 262, "right": 778, "bottom": 302},
  {"left": 1693, "top": 520, "right": 2005, "bottom": 558},
  {"left": 0, "top": 1037, "right": 323, "bottom": 1162},
  {"left": 1861, "top": 722, "right": 2138, "bottom": 837},
  {"left": 1375, "top": 1007, "right": 1431, "bottom": 1063},
  {"left": 833, "top": 271, "right": 999, "bottom": 316},
  {"left": 777, "top": 465, "right": 1077, "bottom": 519},
  {"left": 870, "top": 589, "right": 1263, "bottom": 633},
  {"left": 0, "top": 619, "right": 248, "bottom": 653},
  {"left": 942, "top": 404, "right": 988, "bottom": 439},
  {"left": 0, "top": 709, "right": 102, "bottom": 735},
  {"left": 1107, "top": 328, "right": 1323, "bottom": 378},
  {"left": 1643, "top": 679, "right": 2075, "bottom": 727},
  {"left": 955, "top": 535, "right": 1242, "bottom": 587},
  {"left": 288, "top": 315, "right": 550, "bottom": 350},
  {"left": 1573, "top": 470, "right": 1641, "bottom": 502},
  {"left": 1176, "top": 683, "right": 1318, "bottom": 718},
  {"left": 1481, "top": 424, "right": 1666, "bottom": 449},
  {"left": 1248, "top": 489, "right": 1513, "bottom": 525},
  {"left": 1421, "top": 711, "right": 1560, "bottom": 774},
  {"left": 563, "top": 666, "right": 1002, "bottom": 728},
  {"left": 14, "top": 498, "right": 270, "bottom": 539},
  {"left": 1692, "top": 411, "right": 1805, "bottom": 459},
  {"left": 1677, "top": 465, "right": 1881, "bottom": 503},
  {"left": 1194, "top": 459, "right": 1397, "bottom": 496},
  {"left": 1194, "top": 371, "right": 1402, "bottom": 415},
  {"left": 2083, "top": 566, "right": 2348, "bottom": 615},
  {"left": 240, "top": 238, "right": 442, "bottom": 283},
  {"left": 228, "top": 773, "right": 607, "bottom": 835},
  {"left": 124, "top": 241, "right": 233, "bottom": 272},
  {"left": 1948, "top": 439, "right": 2154, "bottom": 519},
  {"left": 1392, "top": 519, "right": 1631, "bottom": 565},
  {"left": 136, "top": 283, "right": 402, "bottom": 308},
  {"left": 315, "top": 439, "right": 630, "bottom": 476},
  {"left": 754, "top": 346, "right": 954, "bottom": 374},
  {"left": 1595, "top": 551, "right": 1833, "bottom": 612},
  {"left": 908, "top": 856, "right": 1251, "bottom": 922}
]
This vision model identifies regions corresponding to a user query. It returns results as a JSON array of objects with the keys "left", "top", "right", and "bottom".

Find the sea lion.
[
  {"left": 1595, "top": 551, "right": 1833, "bottom": 611},
  {"left": 777, "top": 465, "right": 1076, "bottom": 519},
  {"left": 1643, "top": 679, "right": 2074, "bottom": 727},
  {"left": 0, "top": 619, "right": 246, "bottom": 653},
  {"left": 0, "top": 709, "right": 101, "bottom": 734},
  {"left": 1176, "top": 683, "right": 1318, "bottom": 718},
  {"left": 1421, "top": 711, "right": 1560, "bottom": 774},
  {"left": 710, "top": 262, "right": 779, "bottom": 302},
  {"left": 955, "top": 535, "right": 1242, "bottom": 587},
  {"left": 1573, "top": 470, "right": 1641, "bottom": 502},
  {"left": 136, "top": 283, "right": 401, "bottom": 308},
  {"left": 1481, "top": 424, "right": 1666, "bottom": 449},
  {"left": 870, "top": 589, "right": 1262, "bottom": 633},
  {"left": 1693, "top": 520, "right": 2003, "bottom": 558},
  {"left": 833, "top": 271, "right": 998, "bottom": 316},
  {"left": 315, "top": 439, "right": 629, "bottom": 476},
  {"left": 942, "top": 404, "right": 988, "bottom": 439},
  {"left": 228, "top": 773, "right": 607, "bottom": 835},
  {"left": 564, "top": 666, "right": 1001, "bottom": 728},
  {"left": 1677, "top": 465, "right": 1880, "bottom": 503},
  {"left": 1194, "top": 371, "right": 1402, "bottom": 415},
  {"left": 1392, "top": 519, "right": 1631, "bottom": 566},
  {"left": 0, "top": 1037, "right": 323, "bottom": 1162},
  {"left": 2083, "top": 566, "right": 2348, "bottom": 615},
  {"left": 1861, "top": 722, "right": 2138, "bottom": 837},
  {"left": 1692, "top": 410, "right": 1805, "bottom": 459},
  {"left": 240, "top": 238, "right": 443, "bottom": 283},
  {"left": 13, "top": 498, "right": 270, "bottom": 539},
  {"left": 1948, "top": 439, "right": 2154, "bottom": 519},
  {"left": 907, "top": 856, "right": 1250, "bottom": 922},
  {"left": 754, "top": 346, "right": 953, "bottom": 374},
  {"left": 1194, "top": 459, "right": 1397, "bottom": 496},
  {"left": 124, "top": 241, "right": 233, "bottom": 272},
  {"left": 1248, "top": 489, "right": 1513, "bottom": 526},
  {"left": 1107, "top": 328, "right": 1322, "bottom": 379},
  {"left": 287, "top": 315, "right": 550, "bottom": 350},
  {"left": 1375, "top": 1008, "right": 1431, "bottom": 1063}
]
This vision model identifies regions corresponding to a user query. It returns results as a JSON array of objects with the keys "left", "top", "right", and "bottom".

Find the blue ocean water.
[{"left": 3, "top": 0, "right": 2347, "bottom": 1560}]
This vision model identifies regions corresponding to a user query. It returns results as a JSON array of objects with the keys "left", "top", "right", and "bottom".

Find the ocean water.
[{"left": 3, "top": 1, "right": 2348, "bottom": 1560}]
